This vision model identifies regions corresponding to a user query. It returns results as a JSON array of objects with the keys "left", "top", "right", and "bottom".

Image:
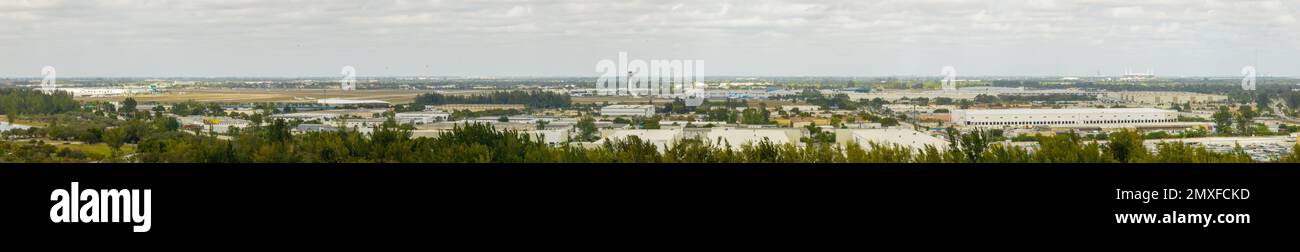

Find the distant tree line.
[
  {"left": 769, "top": 89, "right": 858, "bottom": 110},
  {"left": 973, "top": 94, "right": 1097, "bottom": 104},
  {"left": 0, "top": 89, "right": 79, "bottom": 123},
  {"left": 126, "top": 118, "right": 1294, "bottom": 163},
  {"left": 449, "top": 109, "right": 524, "bottom": 121},
  {"left": 8, "top": 115, "right": 1297, "bottom": 163},
  {"left": 412, "top": 91, "right": 571, "bottom": 109}
]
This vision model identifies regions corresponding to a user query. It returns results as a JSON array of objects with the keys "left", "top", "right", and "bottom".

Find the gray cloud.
[{"left": 1, "top": 0, "right": 1297, "bottom": 77}]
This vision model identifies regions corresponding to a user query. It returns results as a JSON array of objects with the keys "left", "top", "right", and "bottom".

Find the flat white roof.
[
  {"left": 707, "top": 128, "right": 793, "bottom": 146},
  {"left": 957, "top": 108, "right": 1172, "bottom": 115},
  {"left": 850, "top": 129, "right": 948, "bottom": 150},
  {"left": 607, "top": 129, "right": 682, "bottom": 142}
]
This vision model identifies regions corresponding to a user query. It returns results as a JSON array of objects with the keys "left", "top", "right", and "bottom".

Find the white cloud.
[{"left": 1, "top": 0, "right": 1297, "bottom": 76}]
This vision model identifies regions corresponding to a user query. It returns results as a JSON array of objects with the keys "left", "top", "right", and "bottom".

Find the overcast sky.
[{"left": 2, "top": 0, "right": 1298, "bottom": 77}]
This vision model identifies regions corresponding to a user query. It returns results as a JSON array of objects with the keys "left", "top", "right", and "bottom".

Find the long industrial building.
[
  {"left": 951, "top": 108, "right": 1182, "bottom": 129},
  {"left": 837, "top": 129, "right": 949, "bottom": 151},
  {"left": 600, "top": 105, "right": 656, "bottom": 117}
]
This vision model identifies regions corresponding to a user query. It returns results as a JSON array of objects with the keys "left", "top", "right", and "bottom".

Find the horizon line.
[{"left": 2, "top": 75, "right": 1298, "bottom": 79}]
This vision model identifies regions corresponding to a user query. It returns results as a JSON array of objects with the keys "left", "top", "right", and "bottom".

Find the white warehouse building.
[
  {"left": 840, "top": 129, "right": 949, "bottom": 151},
  {"left": 601, "top": 105, "right": 656, "bottom": 117},
  {"left": 602, "top": 129, "right": 684, "bottom": 152},
  {"left": 706, "top": 128, "right": 800, "bottom": 150},
  {"left": 395, "top": 111, "right": 451, "bottom": 124},
  {"left": 951, "top": 108, "right": 1179, "bottom": 129}
]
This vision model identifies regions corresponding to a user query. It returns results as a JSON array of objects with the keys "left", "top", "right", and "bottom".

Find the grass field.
[
  {"left": 12, "top": 117, "right": 48, "bottom": 127},
  {"left": 56, "top": 142, "right": 136, "bottom": 158}
]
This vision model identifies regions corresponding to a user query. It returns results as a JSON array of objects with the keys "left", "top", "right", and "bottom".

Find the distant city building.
[
  {"left": 1119, "top": 70, "right": 1156, "bottom": 82},
  {"left": 59, "top": 87, "right": 153, "bottom": 97},
  {"left": 600, "top": 105, "right": 656, "bottom": 117}
]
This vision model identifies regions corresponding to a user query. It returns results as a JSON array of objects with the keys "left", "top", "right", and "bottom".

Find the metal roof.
[{"left": 956, "top": 108, "right": 1171, "bottom": 115}]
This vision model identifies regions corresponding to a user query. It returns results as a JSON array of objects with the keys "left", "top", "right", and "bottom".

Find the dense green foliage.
[
  {"left": 771, "top": 89, "right": 858, "bottom": 109},
  {"left": 449, "top": 109, "right": 524, "bottom": 120},
  {"left": 739, "top": 105, "right": 772, "bottom": 124},
  {"left": 120, "top": 119, "right": 1272, "bottom": 163},
  {"left": 0, "top": 89, "right": 79, "bottom": 118},
  {"left": 169, "top": 100, "right": 227, "bottom": 116},
  {"left": 0, "top": 140, "right": 94, "bottom": 163},
  {"left": 576, "top": 116, "right": 598, "bottom": 141}
]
